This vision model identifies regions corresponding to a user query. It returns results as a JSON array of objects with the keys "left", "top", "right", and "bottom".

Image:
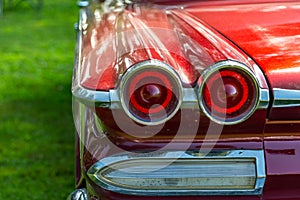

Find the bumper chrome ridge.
[
  {"left": 87, "top": 150, "right": 266, "bottom": 196},
  {"left": 67, "top": 188, "right": 88, "bottom": 200}
]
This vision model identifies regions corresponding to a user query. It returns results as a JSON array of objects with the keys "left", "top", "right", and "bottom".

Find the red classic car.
[{"left": 68, "top": 0, "right": 300, "bottom": 199}]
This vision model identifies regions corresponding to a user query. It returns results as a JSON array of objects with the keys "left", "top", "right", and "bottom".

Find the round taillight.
[
  {"left": 120, "top": 60, "right": 182, "bottom": 125},
  {"left": 198, "top": 61, "right": 259, "bottom": 124}
]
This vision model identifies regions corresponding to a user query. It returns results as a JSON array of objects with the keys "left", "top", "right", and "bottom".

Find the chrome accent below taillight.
[{"left": 87, "top": 150, "right": 266, "bottom": 196}]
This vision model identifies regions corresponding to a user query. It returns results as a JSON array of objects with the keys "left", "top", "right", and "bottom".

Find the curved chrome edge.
[
  {"left": 118, "top": 60, "right": 184, "bottom": 125},
  {"left": 67, "top": 188, "right": 88, "bottom": 200},
  {"left": 273, "top": 88, "right": 300, "bottom": 108},
  {"left": 72, "top": 59, "right": 269, "bottom": 123},
  {"left": 197, "top": 60, "right": 268, "bottom": 125},
  {"left": 72, "top": 4, "right": 90, "bottom": 190},
  {"left": 87, "top": 150, "right": 266, "bottom": 196},
  {"left": 73, "top": 86, "right": 111, "bottom": 108},
  {"left": 259, "top": 88, "right": 270, "bottom": 109}
]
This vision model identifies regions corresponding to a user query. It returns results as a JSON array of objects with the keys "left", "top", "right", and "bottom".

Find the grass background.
[{"left": 0, "top": 0, "right": 77, "bottom": 199}]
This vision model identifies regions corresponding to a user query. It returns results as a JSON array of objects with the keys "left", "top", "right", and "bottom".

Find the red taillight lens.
[
  {"left": 199, "top": 61, "right": 259, "bottom": 124},
  {"left": 129, "top": 72, "right": 173, "bottom": 114},
  {"left": 120, "top": 60, "right": 182, "bottom": 125}
]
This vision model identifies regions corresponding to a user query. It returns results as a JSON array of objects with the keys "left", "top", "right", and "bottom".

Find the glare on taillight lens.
[
  {"left": 199, "top": 61, "right": 259, "bottom": 124},
  {"left": 120, "top": 60, "right": 182, "bottom": 125}
]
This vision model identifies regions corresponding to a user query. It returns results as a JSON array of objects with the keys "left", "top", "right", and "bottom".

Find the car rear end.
[{"left": 68, "top": 0, "right": 300, "bottom": 199}]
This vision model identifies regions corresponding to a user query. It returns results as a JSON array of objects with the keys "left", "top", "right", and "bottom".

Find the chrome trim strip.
[
  {"left": 87, "top": 150, "right": 266, "bottom": 196},
  {"left": 73, "top": 86, "right": 111, "bottom": 108},
  {"left": 73, "top": 84, "right": 267, "bottom": 110},
  {"left": 273, "top": 88, "right": 300, "bottom": 108},
  {"left": 182, "top": 87, "right": 199, "bottom": 109},
  {"left": 259, "top": 88, "right": 270, "bottom": 109},
  {"left": 79, "top": 102, "right": 87, "bottom": 188},
  {"left": 73, "top": 5, "right": 89, "bottom": 188},
  {"left": 73, "top": 87, "right": 199, "bottom": 110},
  {"left": 110, "top": 89, "right": 121, "bottom": 109},
  {"left": 72, "top": 60, "right": 270, "bottom": 124}
]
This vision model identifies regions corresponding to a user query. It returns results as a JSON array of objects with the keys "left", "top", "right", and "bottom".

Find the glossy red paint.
[
  {"left": 79, "top": 0, "right": 270, "bottom": 154},
  {"left": 80, "top": 9, "right": 201, "bottom": 90},
  {"left": 183, "top": 3, "right": 300, "bottom": 195},
  {"left": 187, "top": 1, "right": 300, "bottom": 90},
  {"left": 187, "top": 1, "right": 300, "bottom": 197},
  {"left": 263, "top": 138, "right": 300, "bottom": 199},
  {"left": 94, "top": 107, "right": 266, "bottom": 147},
  {"left": 81, "top": 138, "right": 264, "bottom": 177},
  {"left": 79, "top": 1, "right": 269, "bottom": 91},
  {"left": 264, "top": 138, "right": 300, "bottom": 175},
  {"left": 70, "top": 1, "right": 300, "bottom": 200},
  {"left": 264, "top": 175, "right": 300, "bottom": 200}
]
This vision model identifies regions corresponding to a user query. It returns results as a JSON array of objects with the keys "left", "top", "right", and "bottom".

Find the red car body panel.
[
  {"left": 187, "top": 1, "right": 300, "bottom": 121},
  {"left": 80, "top": 2, "right": 271, "bottom": 91},
  {"left": 79, "top": 0, "right": 269, "bottom": 144},
  {"left": 188, "top": 1, "right": 300, "bottom": 89},
  {"left": 180, "top": 3, "right": 300, "bottom": 198},
  {"left": 69, "top": 1, "right": 300, "bottom": 200}
]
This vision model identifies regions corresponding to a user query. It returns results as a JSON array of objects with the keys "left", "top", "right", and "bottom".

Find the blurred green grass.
[{"left": 0, "top": 1, "right": 77, "bottom": 199}]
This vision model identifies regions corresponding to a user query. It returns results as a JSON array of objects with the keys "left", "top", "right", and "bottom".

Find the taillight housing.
[
  {"left": 119, "top": 60, "right": 183, "bottom": 125},
  {"left": 198, "top": 60, "right": 259, "bottom": 125}
]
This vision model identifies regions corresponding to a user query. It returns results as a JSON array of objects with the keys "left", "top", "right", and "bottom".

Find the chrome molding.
[
  {"left": 259, "top": 88, "right": 270, "bottom": 109},
  {"left": 67, "top": 188, "right": 88, "bottom": 200},
  {"left": 182, "top": 87, "right": 199, "bottom": 109},
  {"left": 273, "top": 88, "right": 300, "bottom": 108},
  {"left": 73, "top": 4, "right": 90, "bottom": 188},
  {"left": 87, "top": 150, "right": 266, "bottom": 196},
  {"left": 73, "top": 87, "right": 198, "bottom": 109},
  {"left": 73, "top": 85, "right": 268, "bottom": 110},
  {"left": 72, "top": 59, "right": 199, "bottom": 110},
  {"left": 72, "top": 60, "right": 270, "bottom": 124},
  {"left": 73, "top": 86, "right": 111, "bottom": 108}
]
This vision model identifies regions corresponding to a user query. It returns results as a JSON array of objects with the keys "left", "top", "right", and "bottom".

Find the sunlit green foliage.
[{"left": 0, "top": 1, "right": 77, "bottom": 199}]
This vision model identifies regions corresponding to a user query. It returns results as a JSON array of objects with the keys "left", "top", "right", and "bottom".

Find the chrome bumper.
[{"left": 67, "top": 188, "right": 88, "bottom": 200}]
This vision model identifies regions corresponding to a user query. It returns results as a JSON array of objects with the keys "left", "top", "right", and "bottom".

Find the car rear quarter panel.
[
  {"left": 185, "top": 1, "right": 300, "bottom": 199},
  {"left": 73, "top": 1, "right": 300, "bottom": 199},
  {"left": 187, "top": 1, "right": 300, "bottom": 120}
]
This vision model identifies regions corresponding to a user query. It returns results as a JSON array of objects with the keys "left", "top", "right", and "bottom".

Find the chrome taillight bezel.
[
  {"left": 118, "top": 60, "right": 183, "bottom": 126},
  {"left": 197, "top": 60, "right": 260, "bottom": 125},
  {"left": 73, "top": 59, "right": 269, "bottom": 126}
]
